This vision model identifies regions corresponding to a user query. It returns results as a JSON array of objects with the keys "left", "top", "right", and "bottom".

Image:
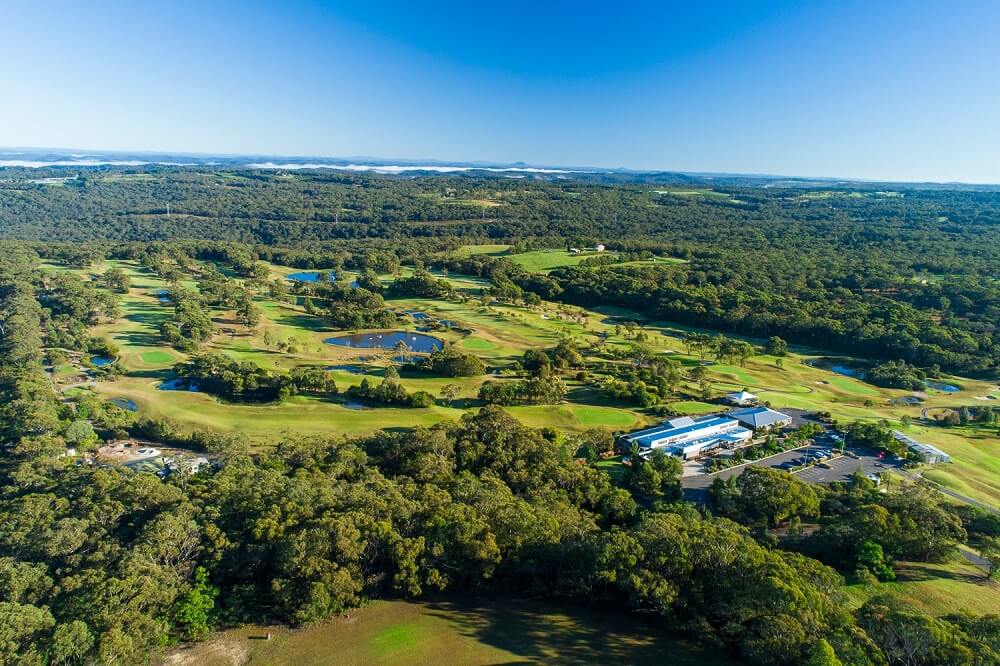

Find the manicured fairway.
[
  {"left": 507, "top": 404, "right": 645, "bottom": 430},
  {"left": 159, "top": 598, "right": 734, "bottom": 666}
]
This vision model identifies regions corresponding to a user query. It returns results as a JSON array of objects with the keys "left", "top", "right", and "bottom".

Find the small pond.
[
  {"left": 110, "top": 397, "right": 138, "bottom": 412},
  {"left": 90, "top": 356, "right": 115, "bottom": 367},
  {"left": 326, "top": 364, "right": 365, "bottom": 374},
  {"left": 806, "top": 359, "right": 867, "bottom": 379},
  {"left": 154, "top": 289, "right": 171, "bottom": 303},
  {"left": 406, "top": 311, "right": 430, "bottom": 320},
  {"left": 829, "top": 364, "right": 866, "bottom": 379},
  {"left": 342, "top": 400, "right": 370, "bottom": 410},
  {"left": 287, "top": 271, "right": 335, "bottom": 283},
  {"left": 158, "top": 378, "right": 201, "bottom": 392},
  {"left": 324, "top": 331, "right": 443, "bottom": 354},
  {"left": 925, "top": 381, "right": 960, "bottom": 393}
]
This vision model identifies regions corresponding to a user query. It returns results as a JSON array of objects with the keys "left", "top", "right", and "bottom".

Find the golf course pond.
[
  {"left": 324, "top": 331, "right": 444, "bottom": 353},
  {"left": 287, "top": 271, "right": 335, "bottom": 283},
  {"left": 326, "top": 364, "right": 366, "bottom": 374},
  {"left": 926, "top": 380, "right": 961, "bottom": 392},
  {"left": 110, "top": 397, "right": 138, "bottom": 412},
  {"left": 90, "top": 356, "right": 115, "bottom": 367},
  {"left": 159, "top": 378, "right": 201, "bottom": 392}
]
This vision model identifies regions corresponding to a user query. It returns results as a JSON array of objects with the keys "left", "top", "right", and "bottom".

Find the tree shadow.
[
  {"left": 271, "top": 312, "right": 331, "bottom": 333},
  {"left": 420, "top": 597, "right": 731, "bottom": 666}
]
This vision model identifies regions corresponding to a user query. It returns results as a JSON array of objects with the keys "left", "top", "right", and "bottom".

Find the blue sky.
[{"left": 2, "top": 0, "right": 999, "bottom": 182}]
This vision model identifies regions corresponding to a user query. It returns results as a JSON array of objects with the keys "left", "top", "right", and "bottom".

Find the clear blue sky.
[{"left": 3, "top": 0, "right": 999, "bottom": 182}]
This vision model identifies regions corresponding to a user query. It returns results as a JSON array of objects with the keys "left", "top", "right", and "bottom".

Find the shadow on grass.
[
  {"left": 421, "top": 597, "right": 732, "bottom": 666},
  {"left": 127, "top": 368, "right": 176, "bottom": 380},
  {"left": 272, "top": 312, "right": 331, "bottom": 333},
  {"left": 894, "top": 562, "right": 991, "bottom": 586}
]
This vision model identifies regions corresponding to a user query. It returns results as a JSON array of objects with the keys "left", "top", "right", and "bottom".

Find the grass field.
[
  {"left": 505, "top": 249, "right": 602, "bottom": 272},
  {"left": 159, "top": 598, "right": 734, "bottom": 666},
  {"left": 843, "top": 558, "right": 1000, "bottom": 616}
]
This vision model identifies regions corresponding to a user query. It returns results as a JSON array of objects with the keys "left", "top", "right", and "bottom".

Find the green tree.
[
  {"left": 172, "top": 567, "right": 218, "bottom": 640},
  {"left": 765, "top": 336, "right": 789, "bottom": 357},
  {"left": 64, "top": 419, "right": 98, "bottom": 449},
  {"left": 50, "top": 621, "right": 94, "bottom": 665},
  {"left": 979, "top": 536, "right": 1000, "bottom": 579},
  {"left": 439, "top": 383, "right": 461, "bottom": 405},
  {"left": 802, "top": 639, "right": 843, "bottom": 666},
  {"left": 857, "top": 540, "right": 895, "bottom": 581}
]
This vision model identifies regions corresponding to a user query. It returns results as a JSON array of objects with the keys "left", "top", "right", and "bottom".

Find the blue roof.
[{"left": 625, "top": 415, "right": 737, "bottom": 448}]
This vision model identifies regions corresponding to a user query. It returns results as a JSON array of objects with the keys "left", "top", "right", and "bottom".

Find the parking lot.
[
  {"left": 792, "top": 449, "right": 896, "bottom": 484},
  {"left": 681, "top": 430, "right": 901, "bottom": 502}
]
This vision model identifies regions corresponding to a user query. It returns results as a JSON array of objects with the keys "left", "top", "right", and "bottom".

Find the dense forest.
[
  {"left": 1, "top": 168, "right": 1000, "bottom": 664},
  {"left": 2, "top": 167, "right": 999, "bottom": 375}
]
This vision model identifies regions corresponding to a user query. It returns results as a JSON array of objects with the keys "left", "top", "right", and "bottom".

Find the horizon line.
[{"left": 1, "top": 144, "right": 997, "bottom": 187}]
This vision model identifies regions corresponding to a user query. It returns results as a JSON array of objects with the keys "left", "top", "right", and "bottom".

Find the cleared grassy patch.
[
  {"left": 842, "top": 559, "right": 1000, "bottom": 616},
  {"left": 159, "top": 598, "right": 734, "bottom": 666},
  {"left": 505, "top": 249, "right": 603, "bottom": 273}
]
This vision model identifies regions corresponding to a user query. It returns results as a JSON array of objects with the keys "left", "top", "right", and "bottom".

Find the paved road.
[
  {"left": 899, "top": 470, "right": 1000, "bottom": 515},
  {"left": 960, "top": 547, "right": 992, "bottom": 573}
]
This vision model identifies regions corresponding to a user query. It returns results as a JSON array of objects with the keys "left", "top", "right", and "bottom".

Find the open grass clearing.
[
  {"left": 504, "top": 249, "right": 605, "bottom": 273},
  {"left": 843, "top": 559, "right": 1000, "bottom": 616},
  {"left": 159, "top": 597, "right": 733, "bottom": 666}
]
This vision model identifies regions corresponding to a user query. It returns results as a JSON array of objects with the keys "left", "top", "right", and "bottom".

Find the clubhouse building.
[
  {"left": 725, "top": 406, "right": 793, "bottom": 431},
  {"left": 620, "top": 414, "right": 752, "bottom": 460}
]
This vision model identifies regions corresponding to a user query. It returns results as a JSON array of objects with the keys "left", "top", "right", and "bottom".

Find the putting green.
[
  {"left": 459, "top": 337, "right": 500, "bottom": 351},
  {"left": 141, "top": 350, "right": 175, "bottom": 364}
]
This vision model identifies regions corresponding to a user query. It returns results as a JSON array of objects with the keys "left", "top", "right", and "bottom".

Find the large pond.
[
  {"left": 287, "top": 271, "right": 335, "bottom": 283},
  {"left": 90, "top": 356, "right": 115, "bottom": 367},
  {"left": 324, "top": 331, "right": 443, "bottom": 354}
]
